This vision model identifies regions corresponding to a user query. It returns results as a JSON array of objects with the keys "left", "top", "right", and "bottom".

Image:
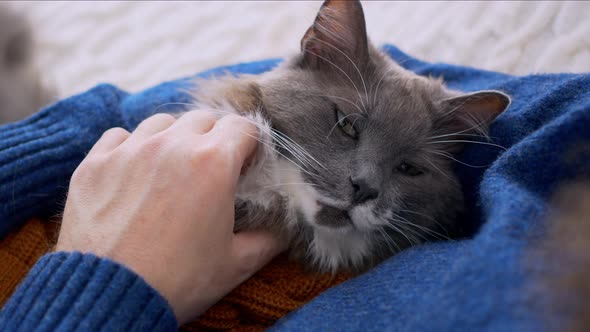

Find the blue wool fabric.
[
  {"left": 0, "top": 45, "right": 589, "bottom": 331},
  {"left": 0, "top": 252, "right": 177, "bottom": 331}
]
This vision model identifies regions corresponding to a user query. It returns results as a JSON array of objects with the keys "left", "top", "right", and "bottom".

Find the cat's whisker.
[
  {"left": 274, "top": 167, "right": 314, "bottom": 173},
  {"left": 271, "top": 137, "right": 325, "bottom": 178},
  {"left": 398, "top": 208, "right": 451, "bottom": 237},
  {"left": 164, "top": 105, "right": 324, "bottom": 179},
  {"left": 429, "top": 114, "right": 492, "bottom": 142},
  {"left": 401, "top": 223, "right": 431, "bottom": 243},
  {"left": 463, "top": 114, "right": 491, "bottom": 138},
  {"left": 312, "top": 13, "right": 350, "bottom": 48},
  {"left": 390, "top": 212, "right": 454, "bottom": 241},
  {"left": 241, "top": 131, "right": 321, "bottom": 180},
  {"left": 422, "top": 157, "right": 456, "bottom": 182},
  {"left": 427, "top": 132, "right": 491, "bottom": 140},
  {"left": 398, "top": 223, "right": 424, "bottom": 245},
  {"left": 308, "top": 36, "right": 369, "bottom": 111},
  {"left": 151, "top": 101, "right": 198, "bottom": 114},
  {"left": 439, "top": 100, "right": 467, "bottom": 119},
  {"left": 382, "top": 221, "right": 415, "bottom": 247},
  {"left": 152, "top": 102, "right": 324, "bottom": 175},
  {"left": 326, "top": 112, "right": 361, "bottom": 140},
  {"left": 425, "top": 148, "right": 489, "bottom": 168},
  {"left": 258, "top": 182, "right": 319, "bottom": 191},
  {"left": 302, "top": 48, "right": 367, "bottom": 114},
  {"left": 383, "top": 221, "right": 424, "bottom": 244},
  {"left": 385, "top": 220, "right": 429, "bottom": 243},
  {"left": 271, "top": 133, "right": 317, "bottom": 171},
  {"left": 375, "top": 227, "right": 401, "bottom": 253},
  {"left": 350, "top": 113, "right": 363, "bottom": 128},
  {"left": 271, "top": 129, "right": 327, "bottom": 171},
  {"left": 426, "top": 139, "right": 507, "bottom": 151},
  {"left": 313, "top": 94, "right": 365, "bottom": 116},
  {"left": 371, "top": 68, "right": 395, "bottom": 107}
]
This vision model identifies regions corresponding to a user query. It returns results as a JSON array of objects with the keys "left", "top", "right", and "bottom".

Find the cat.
[
  {"left": 0, "top": 4, "right": 52, "bottom": 124},
  {"left": 189, "top": 0, "right": 510, "bottom": 274}
]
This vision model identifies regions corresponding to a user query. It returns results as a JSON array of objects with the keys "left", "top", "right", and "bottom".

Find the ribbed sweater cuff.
[
  {"left": 0, "top": 84, "right": 128, "bottom": 237},
  {"left": 0, "top": 252, "right": 177, "bottom": 331}
]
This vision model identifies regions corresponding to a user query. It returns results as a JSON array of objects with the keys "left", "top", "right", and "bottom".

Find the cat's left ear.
[
  {"left": 438, "top": 90, "right": 511, "bottom": 136},
  {"left": 300, "top": 0, "right": 369, "bottom": 70}
]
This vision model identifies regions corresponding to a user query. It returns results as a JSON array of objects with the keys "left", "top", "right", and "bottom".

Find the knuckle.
[
  {"left": 182, "top": 110, "right": 217, "bottom": 123},
  {"left": 219, "top": 115, "right": 257, "bottom": 141},
  {"left": 222, "top": 114, "right": 247, "bottom": 126},
  {"left": 137, "top": 134, "right": 169, "bottom": 157},
  {"left": 70, "top": 165, "right": 86, "bottom": 184},
  {"left": 199, "top": 111, "right": 218, "bottom": 122},
  {"left": 71, "top": 155, "right": 104, "bottom": 183},
  {"left": 188, "top": 140, "right": 231, "bottom": 173},
  {"left": 102, "top": 127, "right": 129, "bottom": 139},
  {"left": 134, "top": 113, "right": 176, "bottom": 133},
  {"left": 147, "top": 113, "right": 176, "bottom": 124},
  {"left": 190, "top": 140, "right": 221, "bottom": 162}
]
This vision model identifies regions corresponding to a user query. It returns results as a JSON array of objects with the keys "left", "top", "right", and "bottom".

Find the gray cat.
[
  {"left": 190, "top": 0, "right": 510, "bottom": 274},
  {"left": 0, "top": 5, "right": 51, "bottom": 124}
]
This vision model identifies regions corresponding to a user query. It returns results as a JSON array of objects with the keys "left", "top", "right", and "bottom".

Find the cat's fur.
[
  {"left": 0, "top": 5, "right": 52, "bottom": 124},
  {"left": 190, "top": 0, "right": 510, "bottom": 274}
]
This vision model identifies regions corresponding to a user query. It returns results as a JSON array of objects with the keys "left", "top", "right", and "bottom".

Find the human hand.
[{"left": 56, "top": 111, "right": 285, "bottom": 324}]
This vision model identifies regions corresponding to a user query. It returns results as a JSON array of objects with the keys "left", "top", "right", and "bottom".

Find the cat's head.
[
  {"left": 195, "top": 0, "right": 511, "bottom": 273},
  {"left": 253, "top": 0, "right": 510, "bottom": 272}
]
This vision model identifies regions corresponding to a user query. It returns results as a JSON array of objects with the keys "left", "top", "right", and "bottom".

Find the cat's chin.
[
  {"left": 314, "top": 203, "right": 354, "bottom": 229},
  {"left": 313, "top": 199, "right": 385, "bottom": 234},
  {"left": 309, "top": 222, "right": 371, "bottom": 273}
]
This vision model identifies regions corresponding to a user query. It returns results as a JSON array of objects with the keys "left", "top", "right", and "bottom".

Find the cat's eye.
[
  {"left": 335, "top": 106, "right": 358, "bottom": 138},
  {"left": 396, "top": 162, "right": 423, "bottom": 176}
]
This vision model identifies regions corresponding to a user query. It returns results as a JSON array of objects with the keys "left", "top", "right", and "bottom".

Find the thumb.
[{"left": 231, "top": 231, "right": 287, "bottom": 282}]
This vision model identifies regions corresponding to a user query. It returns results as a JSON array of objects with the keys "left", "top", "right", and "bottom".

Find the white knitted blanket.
[{"left": 9, "top": 1, "right": 590, "bottom": 98}]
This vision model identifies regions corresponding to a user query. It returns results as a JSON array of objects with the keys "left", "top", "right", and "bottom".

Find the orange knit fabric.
[
  {"left": 0, "top": 218, "right": 58, "bottom": 308},
  {"left": 0, "top": 219, "right": 351, "bottom": 331}
]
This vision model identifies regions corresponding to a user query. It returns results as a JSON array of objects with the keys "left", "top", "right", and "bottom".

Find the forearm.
[{"left": 0, "top": 252, "right": 177, "bottom": 331}]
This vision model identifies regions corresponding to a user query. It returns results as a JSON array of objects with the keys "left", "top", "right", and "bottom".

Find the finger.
[
  {"left": 209, "top": 115, "right": 259, "bottom": 175},
  {"left": 168, "top": 111, "right": 218, "bottom": 135},
  {"left": 129, "top": 113, "right": 176, "bottom": 140},
  {"left": 89, "top": 127, "right": 130, "bottom": 155},
  {"left": 231, "top": 231, "right": 287, "bottom": 282}
]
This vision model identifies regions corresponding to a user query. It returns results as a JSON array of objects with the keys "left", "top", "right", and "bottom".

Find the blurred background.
[{"left": 1, "top": 1, "right": 589, "bottom": 123}]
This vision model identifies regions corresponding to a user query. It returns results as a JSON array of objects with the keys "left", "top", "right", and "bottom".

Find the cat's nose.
[{"left": 350, "top": 176, "right": 379, "bottom": 204}]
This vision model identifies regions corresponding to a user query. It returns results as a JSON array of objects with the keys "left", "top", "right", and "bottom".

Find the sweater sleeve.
[
  {"left": 0, "top": 252, "right": 177, "bottom": 331},
  {"left": 0, "top": 84, "right": 129, "bottom": 237}
]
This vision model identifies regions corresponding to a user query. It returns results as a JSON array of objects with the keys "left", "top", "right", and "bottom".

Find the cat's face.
[
  {"left": 266, "top": 68, "right": 461, "bottom": 232},
  {"left": 256, "top": 0, "right": 509, "bottom": 271}
]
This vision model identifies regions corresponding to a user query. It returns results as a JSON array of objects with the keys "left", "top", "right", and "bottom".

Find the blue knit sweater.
[
  {"left": 0, "top": 253, "right": 177, "bottom": 331},
  {"left": 1, "top": 45, "right": 589, "bottom": 331}
]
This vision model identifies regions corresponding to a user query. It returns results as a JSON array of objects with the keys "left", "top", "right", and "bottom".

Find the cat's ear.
[
  {"left": 300, "top": 0, "right": 369, "bottom": 70},
  {"left": 438, "top": 90, "right": 511, "bottom": 137}
]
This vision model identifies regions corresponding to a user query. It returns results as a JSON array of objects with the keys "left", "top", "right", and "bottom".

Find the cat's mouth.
[{"left": 314, "top": 202, "right": 355, "bottom": 229}]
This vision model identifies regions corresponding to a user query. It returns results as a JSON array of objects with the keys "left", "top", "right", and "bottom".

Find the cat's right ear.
[
  {"left": 437, "top": 90, "right": 511, "bottom": 138},
  {"left": 299, "top": 0, "right": 369, "bottom": 70}
]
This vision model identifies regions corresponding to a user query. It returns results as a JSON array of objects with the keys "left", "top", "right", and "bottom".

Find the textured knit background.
[{"left": 6, "top": 1, "right": 590, "bottom": 100}]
